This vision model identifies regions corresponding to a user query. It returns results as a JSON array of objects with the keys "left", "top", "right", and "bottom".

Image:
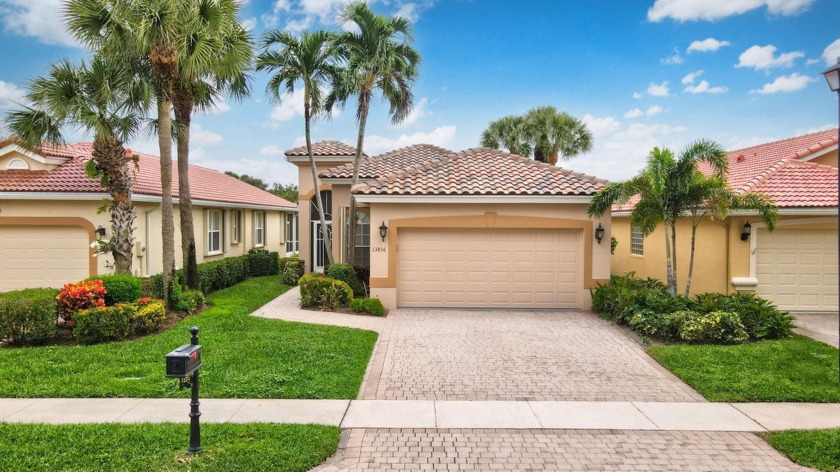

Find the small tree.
[
  {"left": 480, "top": 107, "right": 593, "bottom": 164},
  {"left": 480, "top": 115, "right": 531, "bottom": 156}
]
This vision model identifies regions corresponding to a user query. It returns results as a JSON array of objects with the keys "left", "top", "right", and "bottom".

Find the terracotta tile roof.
[
  {"left": 0, "top": 142, "right": 296, "bottom": 209},
  {"left": 351, "top": 147, "right": 607, "bottom": 196},
  {"left": 614, "top": 129, "right": 838, "bottom": 212},
  {"left": 320, "top": 144, "right": 452, "bottom": 179},
  {"left": 284, "top": 140, "right": 362, "bottom": 157}
]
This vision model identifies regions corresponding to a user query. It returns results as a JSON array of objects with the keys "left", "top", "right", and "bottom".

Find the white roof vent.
[{"left": 6, "top": 158, "right": 29, "bottom": 170}]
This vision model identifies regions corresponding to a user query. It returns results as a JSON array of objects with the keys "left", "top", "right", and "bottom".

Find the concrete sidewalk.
[{"left": 2, "top": 398, "right": 839, "bottom": 432}]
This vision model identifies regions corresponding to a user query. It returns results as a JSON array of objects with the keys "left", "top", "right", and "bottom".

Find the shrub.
[
  {"left": 56, "top": 280, "right": 107, "bottom": 323},
  {"left": 246, "top": 249, "right": 280, "bottom": 277},
  {"left": 299, "top": 273, "right": 353, "bottom": 309},
  {"left": 592, "top": 273, "right": 667, "bottom": 323},
  {"left": 628, "top": 310, "right": 681, "bottom": 340},
  {"left": 175, "top": 287, "right": 205, "bottom": 315},
  {"left": 353, "top": 266, "right": 370, "bottom": 288},
  {"left": 327, "top": 263, "right": 366, "bottom": 297},
  {"left": 139, "top": 277, "right": 163, "bottom": 299},
  {"left": 690, "top": 292, "right": 794, "bottom": 340},
  {"left": 130, "top": 299, "right": 166, "bottom": 333},
  {"left": 0, "top": 289, "right": 59, "bottom": 345},
  {"left": 280, "top": 257, "right": 305, "bottom": 285},
  {"left": 85, "top": 275, "right": 141, "bottom": 305},
  {"left": 632, "top": 290, "right": 689, "bottom": 315},
  {"left": 73, "top": 304, "right": 133, "bottom": 344},
  {"left": 676, "top": 310, "right": 748, "bottom": 345},
  {"left": 350, "top": 298, "right": 387, "bottom": 317},
  {"left": 196, "top": 256, "right": 249, "bottom": 294}
]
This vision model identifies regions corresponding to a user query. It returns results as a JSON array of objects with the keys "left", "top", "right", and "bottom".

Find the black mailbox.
[{"left": 165, "top": 343, "right": 202, "bottom": 378}]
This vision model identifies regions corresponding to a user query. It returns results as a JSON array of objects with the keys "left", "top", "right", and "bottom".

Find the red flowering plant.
[
  {"left": 56, "top": 280, "right": 107, "bottom": 324},
  {"left": 136, "top": 297, "right": 153, "bottom": 306}
]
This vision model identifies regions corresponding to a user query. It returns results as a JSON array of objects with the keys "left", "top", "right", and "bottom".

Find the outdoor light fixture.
[
  {"left": 594, "top": 223, "right": 605, "bottom": 244},
  {"left": 740, "top": 222, "right": 751, "bottom": 242},
  {"left": 95, "top": 225, "right": 106, "bottom": 239},
  {"left": 379, "top": 221, "right": 388, "bottom": 242},
  {"left": 820, "top": 56, "right": 840, "bottom": 384}
]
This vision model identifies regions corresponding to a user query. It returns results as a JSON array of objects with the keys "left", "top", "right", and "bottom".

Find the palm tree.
[
  {"left": 588, "top": 140, "right": 733, "bottom": 295},
  {"left": 524, "top": 106, "right": 593, "bottom": 165},
  {"left": 329, "top": 1, "right": 421, "bottom": 265},
  {"left": 172, "top": 1, "right": 253, "bottom": 290},
  {"left": 257, "top": 30, "right": 339, "bottom": 267},
  {"left": 4, "top": 56, "right": 152, "bottom": 274},
  {"left": 480, "top": 115, "right": 531, "bottom": 156}
]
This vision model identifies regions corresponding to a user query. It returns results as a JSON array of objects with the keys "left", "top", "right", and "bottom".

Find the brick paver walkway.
[
  {"left": 315, "top": 429, "right": 812, "bottom": 471},
  {"left": 252, "top": 286, "right": 387, "bottom": 332},
  {"left": 363, "top": 309, "right": 702, "bottom": 402}
]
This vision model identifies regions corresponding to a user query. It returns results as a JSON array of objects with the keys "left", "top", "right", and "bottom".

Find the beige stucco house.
[
  {"left": 286, "top": 141, "right": 611, "bottom": 310},
  {"left": 0, "top": 141, "right": 297, "bottom": 292},
  {"left": 611, "top": 129, "right": 838, "bottom": 312}
]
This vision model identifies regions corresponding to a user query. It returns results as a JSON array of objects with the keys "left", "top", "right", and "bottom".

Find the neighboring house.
[
  {"left": 286, "top": 141, "right": 611, "bottom": 310},
  {"left": 612, "top": 129, "right": 838, "bottom": 312},
  {"left": 0, "top": 140, "right": 298, "bottom": 291}
]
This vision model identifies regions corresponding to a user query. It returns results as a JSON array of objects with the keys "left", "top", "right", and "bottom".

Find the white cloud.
[
  {"left": 681, "top": 70, "right": 704, "bottom": 84},
  {"left": 363, "top": 125, "right": 457, "bottom": 154},
  {"left": 259, "top": 144, "right": 285, "bottom": 156},
  {"left": 241, "top": 17, "right": 257, "bottom": 31},
  {"left": 581, "top": 114, "right": 622, "bottom": 137},
  {"left": 661, "top": 48, "right": 684, "bottom": 65},
  {"left": 292, "top": 135, "right": 307, "bottom": 148},
  {"left": 684, "top": 80, "right": 728, "bottom": 94},
  {"left": 624, "top": 108, "right": 644, "bottom": 119},
  {"left": 646, "top": 105, "right": 665, "bottom": 116},
  {"left": 736, "top": 45, "right": 804, "bottom": 71},
  {"left": 198, "top": 96, "right": 230, "bottom": 116},
  {"left": 647, "top": 81, "right": 670, "bottom": 97},
  {"left": 750, "top": 73, "right": 815, "bottom": 94},
  {"left": 632, "top": 92, "right": 643, "bottom": 99},
  {"left": 395, "top": 2, "right": 419, "bottom": 21},
  {"left": 0, "top": 80, "right": 27, "bottom": 109},
  {"left": 191, "top": 124, "right": 223, "bottom": 146},
  {"left": 822, "top": 39, "right": 840, "bottom": 66},
  {"left": 392, "top": 97, "right": 427, "bottom": 128},
  {"left": 648, "top": 0, "right": 814, "bottom": 22},
  {"left": 0, "top": 0, "right": 78, "bottom": 47},
  {"left": 687, "top": 38, "right": 730, "bottom": 53},
  {"left": 266, "top": 89, "right": 306, "bottom": 124}
]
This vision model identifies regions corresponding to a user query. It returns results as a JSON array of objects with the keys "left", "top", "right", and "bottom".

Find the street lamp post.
[{"left": 821, "top": 57, "right": 840, "bottom": 382}]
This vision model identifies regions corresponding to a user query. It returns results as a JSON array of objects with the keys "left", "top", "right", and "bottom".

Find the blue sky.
[{"left": 0, "top": 0, "right": 838, "bottom": 184}]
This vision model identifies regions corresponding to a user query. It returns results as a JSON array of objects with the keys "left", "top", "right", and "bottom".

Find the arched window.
[{"left": 6, "top": 158, "right": 29, "bottom": 170}]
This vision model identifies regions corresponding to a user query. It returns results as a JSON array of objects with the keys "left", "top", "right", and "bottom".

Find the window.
[
  {"left": 254, "top": 211, "right": 265, "bottom": 247},
  {"left": 344, "top": 209, "right": 370, "bottom": 267},
  {"left": 207, "top": 209, "right": 223, "bottom": 254},
  {"left": 631, "top": 224, "right": 644, "bottom": 256},
  {"left": 285, "top": 213, "right": 299, "bottom": 254},
  {"left": 231, "top": 210, "right": 241, "bottom": 244}
]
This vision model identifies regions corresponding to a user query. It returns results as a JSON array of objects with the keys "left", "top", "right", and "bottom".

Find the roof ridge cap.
[
  {"left": 738, "top": 158, "right": 788, "bottom": 194},
  {"left": 728, "top": 128, "right": 838, "bottom": 155}
]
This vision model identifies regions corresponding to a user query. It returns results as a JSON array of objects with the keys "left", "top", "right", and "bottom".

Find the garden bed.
[{"left": 0, "top": 276, "right": 378, "bottom": 399}]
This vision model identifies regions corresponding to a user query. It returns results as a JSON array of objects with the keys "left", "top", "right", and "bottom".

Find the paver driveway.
[{"left": 362, "top": 309, "right": 702, "bottom": 402}]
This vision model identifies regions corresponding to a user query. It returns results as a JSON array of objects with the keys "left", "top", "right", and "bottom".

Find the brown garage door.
[
  {"left": 0, "top": 226, "right": 90, "bottom": 292},
  {"left": 397, "top": 228, "right": 582, "bottom": 309}
]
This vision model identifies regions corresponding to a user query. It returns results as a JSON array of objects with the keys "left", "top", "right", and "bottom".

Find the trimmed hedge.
[
  {"left": 74, "top": 304, "right": 133, "bottom": 345},
  {"left": 299, "top": 273, "right": 353, "bottom": 310},
  {"left": 350, "top": 298, "right": 387, "bottom": 317},
  {"left": 327, "top": 264, "right": 365, "bottom": 297},
  {"left": 0, "top": 288, "right": 59, "bottom": 346},
  {"left": 280, "top": 257, "right": 305, "bottom": 286},
  {"left": 131, "top": 299, "right": 166, "bottom": 333},
  {"left": 85, "top": 275, "right": 141, "bottom": 306},
  {"left": 246, "top": 249, "right": 280, "bottom": 277}
]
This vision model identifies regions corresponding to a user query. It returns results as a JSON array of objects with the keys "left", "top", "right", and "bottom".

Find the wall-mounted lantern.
[
  {"left": 594, "top": 223, "right": 605, "bottom": 244},
  {"left": 379, "top": 222, "right": 389, "bottom": 242},
  {"left": 95, "top": 225, "right": 106, "bottom": 239},
  {"left": 741, "top": 222, "right": 752, "bottom": 242}
]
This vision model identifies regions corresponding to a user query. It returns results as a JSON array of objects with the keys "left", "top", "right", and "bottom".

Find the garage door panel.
[
  {"left": 756, "top": 228, "right": 838, "bottom": 311},
  {"left": 398, "top": 228, "right": 581, "bottom": 309},
  {"left": 0, "top": 226, "right": 90, "bottom": 292}
]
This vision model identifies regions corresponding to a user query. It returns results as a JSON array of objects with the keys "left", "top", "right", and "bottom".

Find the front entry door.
[{"left": 312, "top": 221, "right": 332, "bottom": 272}]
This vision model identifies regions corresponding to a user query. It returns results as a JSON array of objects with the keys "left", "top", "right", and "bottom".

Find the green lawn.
[
  {"left": 0, "top": 422, "right": 338, "bottom": 472},
  {"left": 0, "top": 276, "right": 378, "bottom": 398},
  {"left": 647, "top": 335, "right": 840, "bottom": 402},
  {"left": 764, "top": 429, "right": 840, "bottom": 471}
]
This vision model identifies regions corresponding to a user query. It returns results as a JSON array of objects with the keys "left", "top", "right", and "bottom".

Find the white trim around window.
[
  {"left": 206, "top": 209, "right": 224, "bottom": 255},
  {"left": 630, "top": 223, "right": 644, "bottom": 256},
  {"left": 231, "top": 210, "right": 242, "bottom": 244},
  {"left": 254, "top": 211, "right": 265, "bottom": 247},
  {"left": 285, "top": 213, "right": 299, "bottom": 255}
]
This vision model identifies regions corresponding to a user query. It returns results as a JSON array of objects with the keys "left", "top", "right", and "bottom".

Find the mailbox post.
[{"left": 165, "top": 326, "right": 203, "bottom": 454}]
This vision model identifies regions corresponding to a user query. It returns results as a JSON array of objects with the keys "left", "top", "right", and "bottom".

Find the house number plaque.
[{"left": 372, "top": 247, "right": 387, "bottom": 253}]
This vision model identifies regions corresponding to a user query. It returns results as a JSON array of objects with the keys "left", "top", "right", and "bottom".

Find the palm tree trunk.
[
  {"left": 670, "top": 221, "right": 679, "bottom": 295},
  {"left": 664, "top": 224, "right": 675, "bottom": 294},
  {"left": 157, "top": 98, "right": 177, "bottom": 308},
  {"left": 684, "top": 220, "right": 699, "bottom": 297},
  {"left": 347, "top": 92, "right": 371, "bottom": 266},
  {"left": 173, "top": 83, "right": 200, "bottom": 290},
  {"left": 305, "top": 97, "right": 334, "bottom": 268},
  {"left": 91, "top": 133, "right": 135, "bottom": 275}
]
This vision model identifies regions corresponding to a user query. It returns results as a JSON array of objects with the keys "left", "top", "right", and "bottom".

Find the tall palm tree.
[
  {"left": 588, "top": 140, "right": 733, "bottom": 295},
  {"left": 4, "top": 56, "right": 152, "bottom": 274},
  {"left": 257, "top": 30, "right": 339, "bottom": 267},
  {"left": 525, "top": 106, "right": 593, "bottom": 165},
  {"left": 329, "top": 1, "right": 421, "bottom": 265},
  {"left": 172, "top": 0, "right": 253, "bottom": 290},
  {"left": 480, "top": 115, "right": 531, "bottom": 156}
]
